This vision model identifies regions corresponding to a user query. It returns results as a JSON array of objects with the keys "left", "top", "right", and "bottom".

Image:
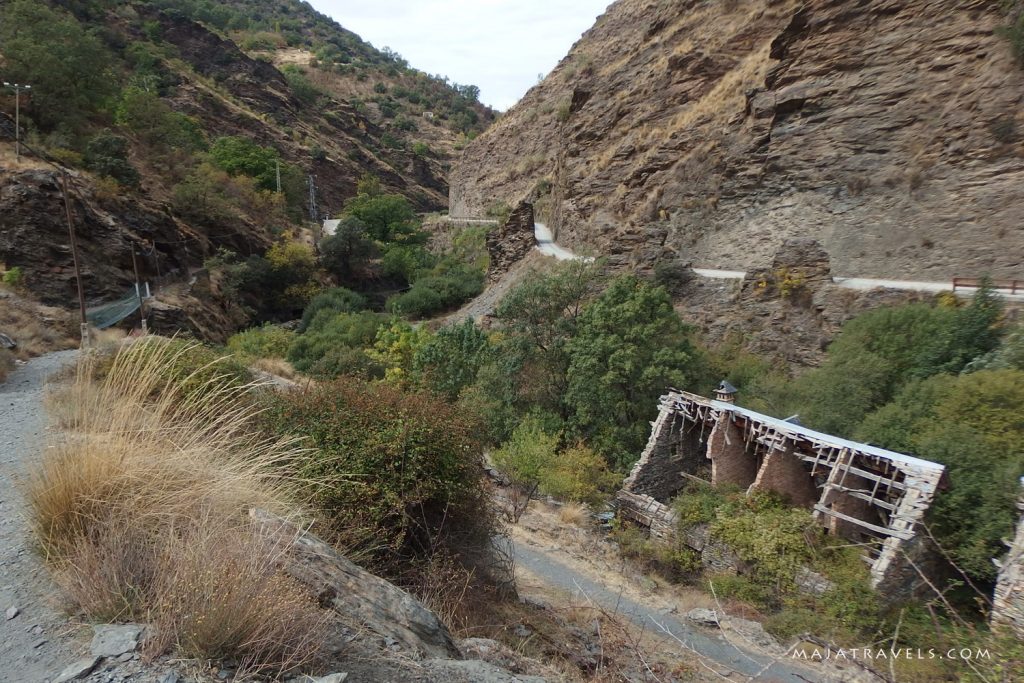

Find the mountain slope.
[
  {"left": 450, "top": 0, "right": 1024, "bottom": 280},
  {"left": 0, "top": 0, "right": 493, "bottom": 323}
]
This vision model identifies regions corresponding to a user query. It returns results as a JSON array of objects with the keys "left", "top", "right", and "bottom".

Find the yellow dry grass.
[
  {"left": 0, "top": 286, "right": 76, "bottom": 361},
  {"left": 557, "top": 502, "right": 590, "bottom": 527},
  {"left": 29, "top": 337, "right": 329, "bottom": 676}
]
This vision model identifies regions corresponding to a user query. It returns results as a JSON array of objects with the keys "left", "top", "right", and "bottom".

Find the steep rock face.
[
  {"left": 486, "top": 202, "right": 535, "bottom": 282},
  {"left": 451, "top": 0, "right": 1024, "bottom": 280},
  {"left": 0, "top": 168, "right": 203, "bottom": 306}
]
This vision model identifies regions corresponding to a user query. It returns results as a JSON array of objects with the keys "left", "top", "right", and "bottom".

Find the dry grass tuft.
[
  {"left": 0, "top": 286, "right": 76, "bottom": 360},
  {"left": 29, "top": 337, "right": 328, "bottom": 676},
  {"left": 251, "top": 356, "right": 299, "bottom": 380},
  {"left": 557, "top": 502, "right": 590, "bottom": 527}
]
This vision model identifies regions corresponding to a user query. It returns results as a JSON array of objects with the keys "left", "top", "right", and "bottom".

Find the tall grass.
[{"left": 28, "top": 337, "right": 328, "bottom": 676}]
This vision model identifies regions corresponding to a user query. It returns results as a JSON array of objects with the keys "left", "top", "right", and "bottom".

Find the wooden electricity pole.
[{"left": 60, "top": 171, "right": 89, "bottom": 348}]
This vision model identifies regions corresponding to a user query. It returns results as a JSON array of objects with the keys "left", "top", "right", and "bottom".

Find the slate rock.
[
  {"left": 685, "top": 608, "right": 720, "bottom": 628},
  {"left": 91, "top": 624, "right": 144, "bottom": 657},
  {"left": 53, "top": 656, "right": 101, "bottom": 683}
]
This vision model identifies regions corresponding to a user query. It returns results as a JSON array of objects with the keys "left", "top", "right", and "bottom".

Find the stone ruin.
[
  {"left": 992, "top": 479, "right": 1024, "bottom": 638},
  {"left": 616, "top": 387, "right": 948, "bottom": 598}
]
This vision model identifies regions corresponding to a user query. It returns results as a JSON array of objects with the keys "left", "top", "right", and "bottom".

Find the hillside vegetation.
[{"left": 0, "top": 0, "right": 493, "bottom": 331}]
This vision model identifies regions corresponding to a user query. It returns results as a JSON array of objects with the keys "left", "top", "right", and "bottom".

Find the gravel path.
[{"left": 0, "top": 350, "right": 85, "bottom": 682}]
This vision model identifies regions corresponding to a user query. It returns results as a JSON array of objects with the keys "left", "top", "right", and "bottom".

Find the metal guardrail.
[{"left": 952, "top": 278, "right": 1022, "bottom": 294}]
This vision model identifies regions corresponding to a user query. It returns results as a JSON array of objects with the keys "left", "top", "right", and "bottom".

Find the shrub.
[
  {"left": 227, "top": 324, "right": 296, "bottom": 361},
  {"left": 387, "top": 266, "right": 485, "bottom": 319},
  {"left": 537, "top": 442, "right": 619, "bottom": 505},
  {"left": 84, "top": 131, "right": 140, "bottom": 187},
  {"left": 381, "top": 244, "right": 435, "bottom": 285},
  {"left": 491, "top": 416, "right": 559, "bottom": 490},
  {"left": 260, "top": 379, "right": 494, "bottom": 580},
  {"left": 2, "top": 266, "right": 24, "bottom": 287},
  {"left": 287, "top": 311, "right": 386, "bottom": 375},
  {"left": 297, "top": 287, "right": 367, "bottom": 333},
  {"left": 29, "top": 338, "right": 326, "bottom": 675},
  {"left": 413, "top": 319, "right": 488, "bottom": 399}
]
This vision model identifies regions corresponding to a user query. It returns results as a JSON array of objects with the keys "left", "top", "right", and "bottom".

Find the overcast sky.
[{"left": 308, "top": 0, "right": 611, "bottom": 111}]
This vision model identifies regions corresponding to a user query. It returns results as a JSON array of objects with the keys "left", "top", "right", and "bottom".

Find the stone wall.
[
  {"left": 621, "top": 408, "right": 707, "bottom": 502},
  {"left": 485, "top": 201, "right": 534, "bottom": 283},
  {"left": 992, "top": 483, "right": 1024, "bottom": 638}
]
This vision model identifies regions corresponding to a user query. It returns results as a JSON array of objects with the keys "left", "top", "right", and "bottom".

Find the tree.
[
  {"left": 344, "top": 192, "right": 419, "bottom": 242},
  {"left": 209, "top": 136, "right": 280, "bottom": 189},
  {"left": 857, "top": 370, "right": 1024, "bottom": 583},
  {"left": 298, "top": 287, "right": 367, "bottom": 333},
  {"left": 564, "top": 276, "right": 704, "bottom": 469},
  {"left": 0, "top": 0, "right": 114, "bottom": 132},
  {"left": 491, "top": 416, "right": 560, "bottom": 490},
  {"left": 319, "top": 216, "right": 375, "bottom": 280},
  {"left": 794, "top": 289, "right": 1004, "bottom": 436},
  {"left": 84, "top": 131, "right": 140, "bottom": 187},
  {"left": 413, "top": 319, "right": 489, "bottom": 400}
]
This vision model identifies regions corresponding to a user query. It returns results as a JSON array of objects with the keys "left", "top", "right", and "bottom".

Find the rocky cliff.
[{"left": 451, "top": 0, "right": 1024, "bottom": 280}]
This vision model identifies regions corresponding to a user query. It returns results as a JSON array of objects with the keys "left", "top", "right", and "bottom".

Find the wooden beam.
[{"left": 813, "top": 505, "right": 914, "bottom": 540}]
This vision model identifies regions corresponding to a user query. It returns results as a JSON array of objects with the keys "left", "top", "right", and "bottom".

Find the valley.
[{"left": 1, "top": 1, "right": 1024, "bottom": 682}]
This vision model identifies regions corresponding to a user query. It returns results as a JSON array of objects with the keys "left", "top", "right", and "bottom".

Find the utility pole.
[
  {"left": 275, "top": 159, "right": 282, "bottom": 193},
  {"left": 131, "top": 247, "right": 147, "bottom": 334},
  {"left": 2, "top": 82, "right": 31, "bottom": 163},
  {"left": 60, "top": 171, "right": 89, "bottom": 348}
]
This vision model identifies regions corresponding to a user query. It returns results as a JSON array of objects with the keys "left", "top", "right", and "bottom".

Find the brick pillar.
[
  {"left": 706, "top": 413, "right": 757, "bottom": 488},
  {"left": 750, "top": 444, "right": 818, "bottom": 507}
]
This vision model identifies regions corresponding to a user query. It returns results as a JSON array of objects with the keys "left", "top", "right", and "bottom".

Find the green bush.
[
  {"left": 2, "top": 266, "right": 24, "bottom": 288},
  {"left": 491, "top": 416, "right": 559, "bottom": 489},
  {"left": 115, "top": 87, "right": 204, "bottom": 151},
  {"left": 412, "top": 319, "right": 488, "bottom": 400},
  {"left": 386, "top": 266, "right": 484, "bottom": 319},
  {"left": 537, "top": 442, "right": 619, "bottom": 505},
  {"left": 84, "top": 131, "right": 140, "bottom": 187},
  {"left": 857, "top": 369, "right": 1024, "bottom": 584},
  {"left": 381, "top": 244, "right": 435, "bottom": 285},
  {"left": 794, "top": 290, "right": 1003, "bottom": 436},
  {"left": 297, "top": 287, "right": 367, "bottom": 333},
  {"left": 260, "top": 379, "right": 494, "bottom": 579},
  {"left": 287, "top": 311, "right": 386, "bottom": 375},
  {"left": 226, "top": 324, "right": 296, "bottom": 361}
]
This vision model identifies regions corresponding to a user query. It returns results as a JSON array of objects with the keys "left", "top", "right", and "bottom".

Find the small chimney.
[{"left": 714, "top": 380, "right": 738, "bottom": 404}]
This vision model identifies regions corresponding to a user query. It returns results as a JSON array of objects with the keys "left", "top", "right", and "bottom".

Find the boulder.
[{"left": 249, "top": 508, "right": 459, "bottom": 660}]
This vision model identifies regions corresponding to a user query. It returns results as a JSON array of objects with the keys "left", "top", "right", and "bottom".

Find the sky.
[{"left": 308, "top": 0, "right": 611, "bottom": 111}]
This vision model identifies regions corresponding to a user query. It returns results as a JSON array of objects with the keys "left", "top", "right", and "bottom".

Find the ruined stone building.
[
  {"left": 616, "top": 386, "right": 947, "bottom": 597},
  {"left": 992, "top": 480, "right": 1024, "bottom": 638}
]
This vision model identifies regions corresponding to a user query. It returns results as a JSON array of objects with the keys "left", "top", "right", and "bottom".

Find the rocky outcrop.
[
  {"left": 250, "top": 508, "right": 460, "bottom": 660},
  {"left": 451, "top": 0, "right": 1024, "bottom": 281},
  {"left": 486, "top": 202, "right": 535, "bottom": 283},
  {"left": 0, "top": 169, "right": 198, "bottom": 307}
]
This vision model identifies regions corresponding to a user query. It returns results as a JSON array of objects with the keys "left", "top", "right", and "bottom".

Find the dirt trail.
[{"left": 0, "top": 350, "right": 85, "bottom": 681}]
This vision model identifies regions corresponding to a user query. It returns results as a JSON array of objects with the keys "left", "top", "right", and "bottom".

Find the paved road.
[
  {"left": 0, "top": 350, "right": 84, "bottom": 682},
  {"left": 512, "top": 540, "right": 818, "bottom": 682},
  {"left": 535, "top": 223, "right": 591, "bottom": 262}
]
